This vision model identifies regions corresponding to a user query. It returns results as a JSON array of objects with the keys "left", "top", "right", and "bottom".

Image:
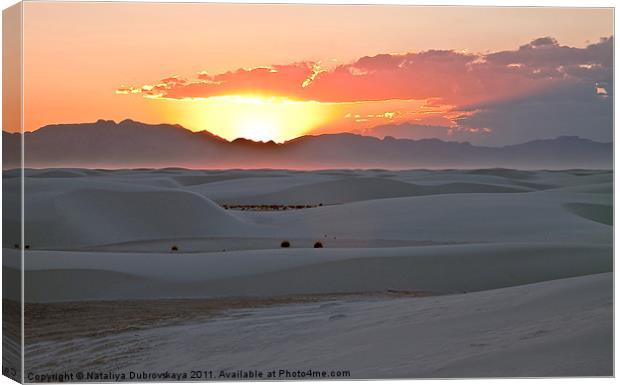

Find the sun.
[
  {"left": 162, "top": 95, "right": 337, "bottom": 143},
  {"left": 237, "top": 116, "right": 279, "bottom": 142},
  {"left": 228, "top": 96, "right": 310, "bottom": 143}
]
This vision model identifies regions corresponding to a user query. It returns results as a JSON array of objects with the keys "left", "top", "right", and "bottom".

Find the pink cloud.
[{"left": 118, "top": 36, "right": 613, "bottom": 107}]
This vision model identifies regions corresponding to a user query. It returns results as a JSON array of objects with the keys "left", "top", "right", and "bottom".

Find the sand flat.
[{"left": 24, "top": 273, "right": 612, "bottom": 377}]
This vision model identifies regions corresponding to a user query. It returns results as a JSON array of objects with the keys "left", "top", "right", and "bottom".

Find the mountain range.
[{"left": 2, "top": 119, "right": 613, "bottom": 169}]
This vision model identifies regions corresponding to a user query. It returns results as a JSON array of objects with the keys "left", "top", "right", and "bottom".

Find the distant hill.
[{"left": 2, "top": 119, "right": 613, "bottom": 169}]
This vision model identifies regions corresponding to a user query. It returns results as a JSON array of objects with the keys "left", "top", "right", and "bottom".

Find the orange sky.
[{"left": 18, "top": 3, "right": 613, "bottom": 144}]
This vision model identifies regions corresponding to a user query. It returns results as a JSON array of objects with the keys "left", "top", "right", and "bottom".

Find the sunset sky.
[{"left": 19, "top": 3, "right": 613, "bottom": 145}]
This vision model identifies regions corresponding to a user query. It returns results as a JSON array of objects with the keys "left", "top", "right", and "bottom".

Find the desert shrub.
[
  {"left": 171, "top": 245, "right": 179, "bottom": 252},
  {"left": 281, "top": 240, "right": 291, "bottom": 248},
  {"left": 314, "top": 241, "right": 323, "bottom": 248}
]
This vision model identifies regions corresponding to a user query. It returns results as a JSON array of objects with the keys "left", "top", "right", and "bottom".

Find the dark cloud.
[
  {"left": 355, "top": 122, "right": 490, "bottom": 143},
  {"left": 484, "top": 36, "right": 613, "bottom": 90},
  {"left": 454, "top": 81, "right": 613, "bottom": 145}
]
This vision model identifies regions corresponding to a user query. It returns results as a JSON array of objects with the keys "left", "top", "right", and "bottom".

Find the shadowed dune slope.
[
  {"left": 171, "top": 173, "right": 285, "bottom": 186},
  {"left": 223, "top": 177, "right": 528, "bottom": 205},
  {"left": 27, "top": 170, "right": 89, "bottom": 178},
  {"left": 563, "top": 203, "right": 613, "bottom": 226},
  {"left": 8, "top": 242, "right": 611, "bottom": 302},
  {"left": 258, "top": 191, "right": 612, "bottom": 244},
  {"left": 24, "top": 189, "right": 249, "bottom": 248}
]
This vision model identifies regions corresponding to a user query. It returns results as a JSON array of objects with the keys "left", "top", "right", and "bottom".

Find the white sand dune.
[
  {"left": 246, "top": 191, "right": 611, "bottom": 245},
  {"left": 550, "top": 182, "right": 613, "bottom": 194},
  {"left": 4, "top": 168, "right": 612, "bottom": 262},
  {"left": 563, "top": 202, "right": 613, "bottom": 226},
  {"left": 33, "top": 189, "right": 250, "bottom": 247},
  {"left": 223, "top": 177, "right": 529, "bottom": 205},
  {"left": 5, "top": 241, "right": 611, "bottom": 302},
  {"left": 5, "top": 168, "right": 612, "bottom": 377},
  {"left": 395, "top": 172, "right": 552, "bottom": 190},
  {"left": 25, "top": 273, "right": 612, "bottom": 377},
  {"left": 184, "top": 173, "right": 334, "bottom": 201},
  {"left": 529, "top": 170, "right": 612, "bottom": 187},
  {"left": 26, "top": 169, "right": 89, "bottom": 178},
  {"left": 5, "top": 176, "right": 611, "bottom": 249},
  {"left": 171, "top": 171, "right": 292, "bottom": 186},
  {"left": 68, "top": 237, "right": 450, "bottom": 253},
  {"left": 396, "top": 169, "right": 611, "bottom": 187},
  {"left": 4, "top": 173, "right": 269, "bottom": 248}
]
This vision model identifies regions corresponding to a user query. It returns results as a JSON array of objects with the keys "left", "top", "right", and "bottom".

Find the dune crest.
[{"left": 30, "top": 188, "right": 247, "bottom": 247}]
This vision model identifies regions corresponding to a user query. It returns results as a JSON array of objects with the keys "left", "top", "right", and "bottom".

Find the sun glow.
[
  {"left": 237, "top": 115, "right": 279, "bottom": 142},
  {"left": 161, "top": 95, "right": 337, "bottom": 143}
]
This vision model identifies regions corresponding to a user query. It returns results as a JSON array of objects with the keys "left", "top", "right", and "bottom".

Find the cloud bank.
[{"left": 118, "top": 36, "right": 613, "bottom": 145}]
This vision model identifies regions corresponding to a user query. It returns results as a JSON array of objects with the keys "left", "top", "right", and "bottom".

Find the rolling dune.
[
  {"left": 5, "top": 168, "right": 612, "bottom": 377},
  {"left": 5, "top": 169, "right": 611, "bottom": 249},
  {"left": 5, "top": 242, "right": 611, "bottom": 302},
  {"left": 223, "top": 177, "right": 529, "bottom": 205}
]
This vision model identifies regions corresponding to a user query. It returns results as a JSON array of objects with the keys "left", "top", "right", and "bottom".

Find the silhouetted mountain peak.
[{"left": 2, "top": 120, "right": 612, "bottom": 169}]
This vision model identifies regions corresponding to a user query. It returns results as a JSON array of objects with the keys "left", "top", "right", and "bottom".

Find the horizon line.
[{"left": 2, "top": 118, "right": 613, "bottom": 148}]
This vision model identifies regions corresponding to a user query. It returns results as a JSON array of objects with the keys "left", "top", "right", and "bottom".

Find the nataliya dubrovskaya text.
[{"left": 27, "top": 369, "right": 352, "bottom": 382}]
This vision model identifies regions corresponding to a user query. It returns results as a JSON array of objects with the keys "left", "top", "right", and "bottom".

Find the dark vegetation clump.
[
  {"left": 313, "top": 242, "right": 323, "bottom": 248},
  {"left": 171, "top": 245, "right": 179, "bottom": 252},
  {"left": 281, "top": 240, "right": 291, "bottom": 248},
  {"left": 222, "top": 204, "right": 322, "bottom": 211}
]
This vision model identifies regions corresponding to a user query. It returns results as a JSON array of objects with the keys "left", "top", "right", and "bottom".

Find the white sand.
[
  {"left": 5, "top": 168, "right": 612, "bottom": 376},
  {"left": 3, "top": 168, "right": 612, "bottom": 301},
  {"left": 221, "top": 177, "right": 529, "bottom": 205},
  {"left": 25, "top": 273, "right": 612, "bottom": 377},
  {"left": 4, "top": 169, "right": 612, "bottom": 249},
  {"left": 4, "top": 242, "right": 611, "bottom": 302}
]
